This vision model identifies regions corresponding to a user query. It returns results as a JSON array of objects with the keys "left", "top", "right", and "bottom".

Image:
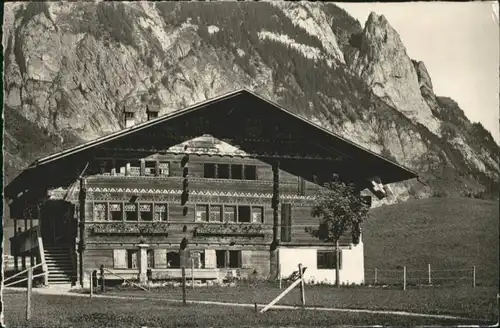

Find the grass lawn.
[
  {"left": 2, "top": 289, "right": 494, "bottom": 328},
  {"left": 75, "top": 283, "right": 499, "bottom": 324},
  {"left": 365, "top": 197, "right": 499, "bottom": 287}
]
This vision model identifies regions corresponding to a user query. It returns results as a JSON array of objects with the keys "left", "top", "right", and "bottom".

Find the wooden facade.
[{"left": 5, "top": 89, "right": 418, "bottom": 286}]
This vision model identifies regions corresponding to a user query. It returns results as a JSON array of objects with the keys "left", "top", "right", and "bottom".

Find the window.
[
  {"left": 218, "top": 164, "right": 230, "bottom": 179},
  {"left": 251, "top": 207, "right": 264, "bottom": 223},
  {"left": 238, "top": 206, "right": 251, "bottom": 223},
  {"left": 125, "top": 203, "right": 138, "bottom": 221},
  {"left": 244, "top": 165, "right": 257, "bottom": 180},
  {"left": 281, "top": 203, "right": 292, "bottom": 242},
  {"left": 154, "top": 204, "right": 167, "bottom": 221},
  {"left": 229, "top": 250, "right": 241, "bottom": 268},
  {"left": 224, "top": 206, "right": 236, "bottom": 223},
  {"left": 231, "top": 164, "right": 243, "bottom": 179},
  {"left": 317, "top": 251, "right": 342, "bottom": 270},
  {"left": 209, "top": 205, "right": 222, "bottom": 222},
  {"left": 125, "top": 112, "right": 134, "bottom": 119},
  {"left": 145, "top": 161, "right": 156, "bottom": 176},
  {"left": 167, "top": 251, "right": 180, "bottom": 268},
  {"left": 94, "top": 203, "right": 108, "bottom": 221},
  {"left": 158, "top": 162, "right": 170, "bottom": 177},
  {"left": 127, "top": 250, "right": 138, "bottom": 269},
  {"left": 147, "top": 249, "right": 154, "bottom": 269},
  {"left": 196, "top": 204, "right": 208, "bottom": 222},
  {"left": 128, "top": 160, "right": 141, "bottom": 176},
  {"left": 204, "top": 163, "right": 257, "bottom": 180},
  {"left": 204, "top": 164, "right": 216, "bottom": 178},
  {"left": 140, "top": 204, "right": 153, "bottom": 221},
  {"left": 216, "top": 250, "right": 226, "bottom": 268},
  {"left": 109, "top": 203, "right": 122, "bottom": 221},
  {"left": 216, "top": 250, "right": 242, "bottom": 268}
]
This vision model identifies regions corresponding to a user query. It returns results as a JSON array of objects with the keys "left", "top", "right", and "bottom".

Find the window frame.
[{"left": 316, "top": 251, "right": 343, "bottom": 270}]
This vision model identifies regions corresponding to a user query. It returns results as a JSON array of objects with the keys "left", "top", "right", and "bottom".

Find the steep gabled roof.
[{"left": 5, "top": 88, "right": 418, "bottom": 198}]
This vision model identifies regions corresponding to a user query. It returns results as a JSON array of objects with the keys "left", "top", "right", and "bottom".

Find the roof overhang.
[{"left": 4, "top": 88, "right": 418, "bottom": 199}]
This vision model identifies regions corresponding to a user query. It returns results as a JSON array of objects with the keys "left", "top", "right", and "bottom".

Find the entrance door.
[{"left": 40, "top": 203, "right": 73, "bottom": 247}]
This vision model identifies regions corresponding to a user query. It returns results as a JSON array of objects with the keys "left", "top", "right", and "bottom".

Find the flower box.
[
  {"left": 90, "top": 223, "right": 170, "bottom": 236},
  {"left": 194, "top": 223, "right": 266, "bottom": 237}
]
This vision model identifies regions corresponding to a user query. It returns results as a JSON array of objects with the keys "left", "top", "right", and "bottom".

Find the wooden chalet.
[{"left": 5, "top": 89, "right": 418, "bottom": 287}]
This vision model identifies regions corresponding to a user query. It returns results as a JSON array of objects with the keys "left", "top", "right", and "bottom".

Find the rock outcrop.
[{"left": 3, "top": 2, "right": 499, "bottom": 202}]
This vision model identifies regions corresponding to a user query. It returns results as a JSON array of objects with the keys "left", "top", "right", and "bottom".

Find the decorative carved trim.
[
  {"left": 85, "top": 186, "right": 315, "bottom": 202},
  {"left": 194, "top": 223, "right": 267, "bottom": 237},
  {"left": 89, "top": 222, "right": 170, "bottom": 235},
  {"left": 100, "top": 147, "right": 344, "bottom": 161}
]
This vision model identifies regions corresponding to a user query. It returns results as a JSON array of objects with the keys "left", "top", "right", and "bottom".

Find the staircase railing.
[{"left": 6, "top": 226, "right": 49, "bottom": 286}]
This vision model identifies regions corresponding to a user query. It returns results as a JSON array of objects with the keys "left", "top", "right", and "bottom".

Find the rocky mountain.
[{"left": 3, "top": 1, "right": 499, "bottom": 204}]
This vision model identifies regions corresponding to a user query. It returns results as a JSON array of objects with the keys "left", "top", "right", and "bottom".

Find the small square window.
[
  {"left": 218, "top": 164, "right": 230, "bottom": 179},
  {"left": 251, "top": 207, "right": 263, "bottom": 223},
  {"left": 127, "top": 250, "right": 138, "bottom": 269},
  {"left": 224, "top": 206, "right": 236, "bottom": 223},
  {"left": 196, "top": 205, "right": 208, "bottom": 222},
  {"left": 244, "top": 166, "right": 257, "bottom": 180},
  {"left": 145, "top": 161, "right": 156, "bottom": 176},
  {"left": 94, "top": 203, "right": 108, "bottom": 221},
  {"left": 154, "top": 204, "right": 168, "bottom": 221},
  {"left": 158, "top": 162, "right": 170, "bottom": 177},
  {"left": 109, "top": 203, "right": 122, "bottom": 221},
  {"left": 231, "top": 165, "right": 243, "bottom": 179},
  {"left": 238, "top": 206, "right": 251, "bottom": 223},
  {"left": 125, "top": 203, "right": 138, "bottom": 221},
  {"left": 140, "top": 204, "right": 153, "bottom": 221},
  {"left": 204, "top": 164, "right": 216, "bottom": 178},
  {"left": 209, "top": 205, "right": 223, "bottom": 222}
]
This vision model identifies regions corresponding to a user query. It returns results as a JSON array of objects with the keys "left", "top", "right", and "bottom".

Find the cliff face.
[{"left": 3, "top": 2, "right": 499, "bottom": 202}]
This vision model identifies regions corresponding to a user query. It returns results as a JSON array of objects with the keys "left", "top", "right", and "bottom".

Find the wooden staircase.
[{"left": 44, "top": 246, "right": 73, "bottom": 284}]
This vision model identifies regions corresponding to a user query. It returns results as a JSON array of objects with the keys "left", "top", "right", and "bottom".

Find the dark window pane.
[
  {"left": 218, "top": 164, "right": 230, "bottom": 179},
  {"left": 229, "top": 251, "right": 240, "bottom": 268},
  {"left": 196, "top": 205, "right": 208, "bottom": 222},
  {"left": 140, "top": 204, "right": 153, "bottom": 221},
  {"left": 204, "top": 164, "right": 216, "bottom": 178},
  {"left": 125, "top": 203, "right": 138, "bottom": 221},
  {"left": 167, "top": 251, "right": 180, "bottom": 268},
  {"left": 216, "top": 250, "right": 226, "bottom": 268},
  {"left": 231, "top": 165, "right": 243, "bottom": 179},
  {"left": 238, "top": 206, "right": 251, "bottom": 223},
  {"left": 244, "top": 166, "right": 256, "bottom": 180}
]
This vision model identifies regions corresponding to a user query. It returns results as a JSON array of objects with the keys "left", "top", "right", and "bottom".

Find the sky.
[{"left": 336, "top": 1, "right": 500, "bottom": 144}]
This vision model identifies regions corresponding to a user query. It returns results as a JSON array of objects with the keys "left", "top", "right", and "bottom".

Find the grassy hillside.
[{"left": 365, "top": 197, "right": 499, "bottom": 287}]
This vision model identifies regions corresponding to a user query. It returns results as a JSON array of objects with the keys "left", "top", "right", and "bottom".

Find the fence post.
[
  {"left": 182, "top": 267, "right": 187, "bottom": 305},
  {"left": 298, "top": 263, "right": 305, "bottom": 307},
  {"left": 279, "top": 264, "right": 282, "bottom": 289},
  {"left": 428, "top": 263, "right": 431, "bottom": 285},
  {"left": 473, "top": 265, "right": 476, "bottom": 288},
  {"left": 403, "top": 266, "right": 406, "bottom": 291},
  {"left": 26, "top": 267, "right": 32, "bottom": 321},
  {"left": 191, "top": 258, "right": 195, "bottom": 290},
  {"left": 374, "top": 268, "right": 378, "bottom": 285},
  {"left": 100, "top": 265, "right": 105, "bottom": 293},
  {"left": 90, "top": 272, "right": 93, "bottom": 299}
]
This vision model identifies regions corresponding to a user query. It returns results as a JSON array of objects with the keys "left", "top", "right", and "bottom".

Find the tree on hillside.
[{"left": 306, "top": 178, "right": 370, "bottom": 287}]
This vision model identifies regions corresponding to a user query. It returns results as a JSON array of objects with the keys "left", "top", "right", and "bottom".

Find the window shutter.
[
  {"left": 154, "top": 249, "right": 168, "bottom": 269},
  {"left": 205, "top": 249, "right": 216, "bottom": 268},
  {"left": 113, "top": 249, "right": 127, "bottom": 269},
  {"left": 241, "top": 250, "right": 252, "bottom": 269},
  {"left": 339, "top": 250, "right": 343, "bottom": 270}
]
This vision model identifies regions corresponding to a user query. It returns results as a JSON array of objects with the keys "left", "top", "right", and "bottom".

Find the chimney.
[
  {"left": 124, "top": 107, "right": 136, "bottom": 128},
  {"left": 146, "top": 104, "right": 160, "bottom": 121}
]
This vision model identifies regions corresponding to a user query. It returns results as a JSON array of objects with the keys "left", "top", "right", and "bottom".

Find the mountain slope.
[{"left": 3, "top": 1, "right": 499, "bottom": 200}]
